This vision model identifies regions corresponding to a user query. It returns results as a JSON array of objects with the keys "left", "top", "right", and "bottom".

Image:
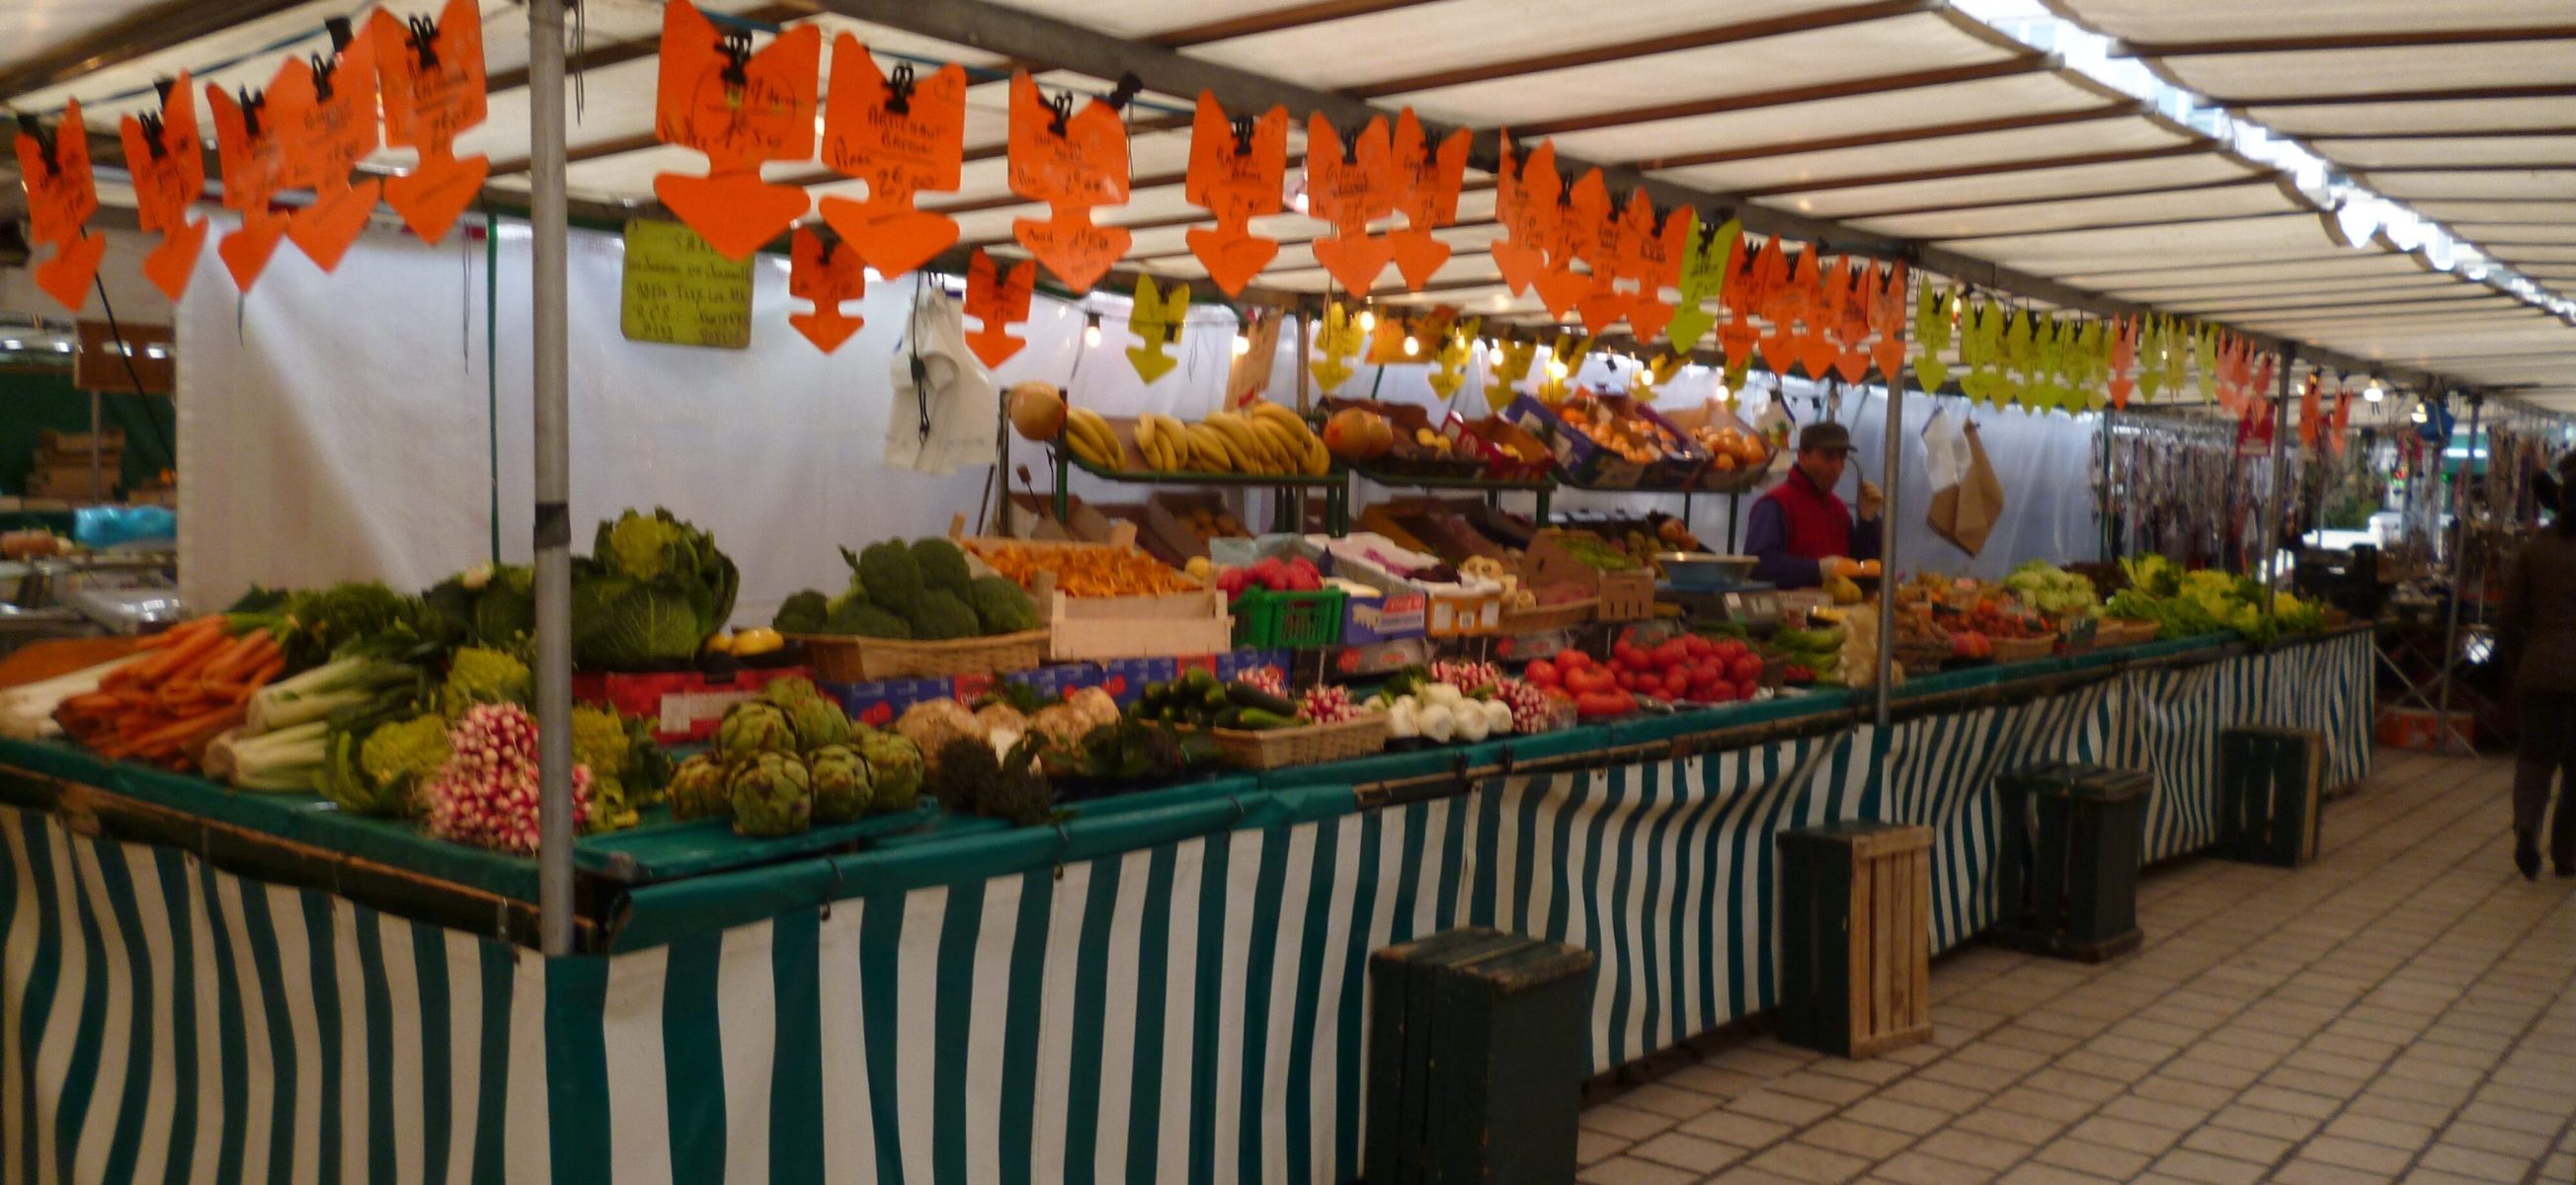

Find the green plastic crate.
[{"left": 1229, "top": 587, "right": 1345, "bottom": 649}]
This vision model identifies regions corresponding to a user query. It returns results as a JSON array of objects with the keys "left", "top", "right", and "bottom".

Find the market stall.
[
  {"left": 2, "top": 626, "right": 2370, "bottom": 1182},
  {"left": 6, "top": 0, "right": 2571, "bottom": 1180}
]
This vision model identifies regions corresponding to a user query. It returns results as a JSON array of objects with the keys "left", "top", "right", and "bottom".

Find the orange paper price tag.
[
  {"left": 372, "top": 0, "right": 490, "bottom": 244},
  {"left": 1387, "top": 108, "right": 1468, "bottom": 290},
  {"left": 788, "top": 226, "right": 868, "bottom": 353},
  {"left": 269, "top": 27, "right": 383, "bottom": 274},
  {"left": 1306, "top": 113, "right": 1398, "bottom": 294},
  {"left": 1490, "top": 140, "right": 1559, "bottom": 296},
  {"left": 13, "top": 101, "right": 103, "bottom": 312},
  {"left": 1006, "top": 72, "right": 1131, "bottom": 290},
  {"left": 1183, "top": 92, "right": 1287, "bottom": 294},
  {"left": 652, "top": 2, "right": 819, "bottom": 260},
  {"left": 963, "top": 249, "right": 1036, "bottom": 368},
  {"left": 121, "top": 78, "right": 210, "bottom": 301},
  {"left": 817, "top": 37, "right": 966, "bottom": 277}
]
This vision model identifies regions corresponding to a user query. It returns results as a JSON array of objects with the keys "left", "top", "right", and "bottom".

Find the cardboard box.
[
  {"left": 1520, "top": 529, "right": 1659, "bottom": 622},
  {"left": 1144, "top": 491, "right": 1250, "bottom": 560},
  {"left": 1503, "top": 393, "right": 1707, "bottom": 489},
  {"left": 1003, "top": 492, "right": 1120, "bottom": 543}
]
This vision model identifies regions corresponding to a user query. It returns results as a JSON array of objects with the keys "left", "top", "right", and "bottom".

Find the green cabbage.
[{"left": 572, "top": 509, "right": 740, "bottom": 669}]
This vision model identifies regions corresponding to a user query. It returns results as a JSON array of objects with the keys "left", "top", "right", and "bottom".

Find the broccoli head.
[
  {"left": 825, "top": 600, "right": 912, "bottom": 638},
  {"left": 772, "top": 590, "right": 829, "bottom": 634},
  {"left": 967, "top": 576, "right": 1041, "bottom": 635},
  {"left": 904, "top": 591, "right": 981, "bottom": 641},
  {"left": 857, "top": 540, "right": 924, "bottom": 613},
  {"left": 910, "top": 538, "right": 974, "bottom": 596},
  {"left": 441, "top": 647, "right": 530, "bottom": 719}
]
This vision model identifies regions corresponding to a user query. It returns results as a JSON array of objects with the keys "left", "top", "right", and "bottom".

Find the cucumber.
[
  {"left": 1182, "top": 667, "right": 1221, "bottom": 694},
  {"left": 1213, "top": 705, "right": 1251, "bottom": 729},
  {"left": 1224, "top": 681, "right": 1299, "bottom": 715},
  {"left": 1234, "top": 707, "right": 1298, "bottom": 731}
]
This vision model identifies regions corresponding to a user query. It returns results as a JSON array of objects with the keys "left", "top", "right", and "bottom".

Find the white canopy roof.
[{"left": 4, "top": 0, "right": 2570, "bottom": 406}]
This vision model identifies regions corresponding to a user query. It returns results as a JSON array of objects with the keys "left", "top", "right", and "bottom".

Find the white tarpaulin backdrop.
[
  {"left": 179, "top": 214, "right": 2101, "bottom": 622},
  {"left": 178, "top": 217, "right": 1240, "bottom": 621}
]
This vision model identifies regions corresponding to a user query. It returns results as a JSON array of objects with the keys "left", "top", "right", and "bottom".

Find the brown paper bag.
[{"left": 1929, "top": 423, "right": 2006, "bottom": 555}]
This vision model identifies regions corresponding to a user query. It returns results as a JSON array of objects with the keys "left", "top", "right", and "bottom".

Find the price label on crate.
[{"left": 620, "top": 217, "right": 754, "bottom": 349}]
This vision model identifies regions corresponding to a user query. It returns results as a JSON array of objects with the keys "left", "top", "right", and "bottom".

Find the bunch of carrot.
[{"left": 53, "top": 616, "right": 287, "bottom": 768}]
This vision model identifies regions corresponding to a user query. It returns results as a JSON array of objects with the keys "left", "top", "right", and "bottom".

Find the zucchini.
[
  {"left": 1234, "top": 707, "right": 1298, "bottom": 730},
  {"left": 1224, "top": 681, "right": 1299, "bottom": 715},
  {"left": 1213, "top": 705, "right": 1251, "bottom": 729}
]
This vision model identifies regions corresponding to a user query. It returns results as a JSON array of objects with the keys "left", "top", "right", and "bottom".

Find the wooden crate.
[
  {"left": 2218, "top": 726, "right": 2324, "bottom": 867},
  {"left": 1776, "top": 823, "right": 1935, "bottom": 1059},
  {"left": 1366, "top": 928, "right": 1594, "bottom": 1185},
  {"left": 953, "top": 515, "right": 1229, "bottom": 662}
]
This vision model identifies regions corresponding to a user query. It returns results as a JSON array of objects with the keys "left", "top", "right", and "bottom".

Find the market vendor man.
[{"left": 1744, "top": 422, "right": 1884, "bottom": 589}]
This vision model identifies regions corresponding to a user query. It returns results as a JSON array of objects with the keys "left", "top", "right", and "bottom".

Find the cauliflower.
[
  {"left": 894, "top": 699, "right": 983, "bottom": 766},
  {"left": 441, "top": 647, "right": 530, "bottom": 720},
  {"left": 1067, "top": 687, "right": 1120, "bottom": 732}
]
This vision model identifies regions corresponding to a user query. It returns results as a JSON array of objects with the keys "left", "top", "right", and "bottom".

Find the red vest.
[{"left": 1761, "top": 467, "right": 1853, "bottom": 560}]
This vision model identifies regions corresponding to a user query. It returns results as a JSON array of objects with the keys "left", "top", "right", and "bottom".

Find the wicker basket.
[
  {"left": 791, "top": 630, "right": 1048, "bottom": 682},
  {"left": 1987, "top": 634, "right": 2057, "bottom": 664},
  {"left": 1497, "top": 596, "right": 1597, "bottom": 634},
  {"left": 1198, "top": 713, "right": 1392, "bottom": 770},
  {"left": 2093, "top": 619, "right": 2159, "bottom": 649}
]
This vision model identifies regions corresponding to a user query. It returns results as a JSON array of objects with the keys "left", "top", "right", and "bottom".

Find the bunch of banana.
[
  {"left": 1133, "top": 413, "right": 1193, "bottom": 473},
  {"left": 1131, "top": 403, "right": 1332, "bottom": 476},
  {"left": 1062, "top": 407, "right": 1123, "bottom": 470}
]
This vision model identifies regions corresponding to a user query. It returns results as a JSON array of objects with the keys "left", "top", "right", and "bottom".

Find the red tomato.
[
  {"left": 1574, "top": 690, "right": 1630, "bottom": 719},
  {"left": 1525, "top": 660, "right": 1561, "bottom": 687},
  {"left": 1653, "top": 639, "right": 1691, "bottom": 670},
  {"left": 1615, "top": 670, "right": 1639, "bottom": 691},
  {"left": 1613, "top": 641, "right": 1642, "bottom": 667},
  {"left": 1732, "top": 679, "right": 1757, "bottom": 701},
  {"left": 1558, "top": 649, "right": 1592, "bottom": 671},
  {"left": 1729, "top": 654, "right": 1763, "bottom": 682},
  {"left": 1661, "top": 669, "right": 1691, "bottom": 697},
  {"left": 1689, "top": 677, "right": 1722, "bottom": 702},
  {"left": 1682, "top": 634, "right": 1714, "bottom": 659}
]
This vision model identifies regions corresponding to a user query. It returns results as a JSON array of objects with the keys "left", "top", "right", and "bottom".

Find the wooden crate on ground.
[
  {"left": 2218, "top": 726, "right": 2325, "bottom": 867},
  {"left": 1776, "top": 822, "right": 1935, "bottom": 1059}
]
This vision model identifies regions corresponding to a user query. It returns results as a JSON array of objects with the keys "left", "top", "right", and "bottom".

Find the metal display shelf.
[
  {"left": 1346, "top": 463, "right": 1557, "bottom": 521},
  {"left": 1056, "top": 447, "right": 1352, "bottom": 534}
]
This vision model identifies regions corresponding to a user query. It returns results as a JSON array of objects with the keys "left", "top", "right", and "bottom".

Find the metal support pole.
[
  {"left": 528, "top": 0, "right": 576, "bottom": 957},
  {"left": 88, "top": 389, "right": 103, "bottom": 502},
  {"left": 1873, "top": 365, "right": 1907, "bottom": 732},
  {"left": 2435, "top": 392, "right": 2480, "bottom": 758},
  {"left": 2260, "top": 350, "right": 2294, "bottom": 615}
]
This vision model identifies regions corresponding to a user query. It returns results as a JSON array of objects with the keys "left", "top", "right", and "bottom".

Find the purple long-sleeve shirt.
[{"left": 1743, "top": 491, "right": 1883, "bottom": 589}]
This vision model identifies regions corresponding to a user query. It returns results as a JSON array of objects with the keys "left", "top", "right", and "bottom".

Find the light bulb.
[
  {"left": 1084, "top": 323, "right": 1103, "bottom": 349},
  {"left": 2410, "top": 403, "right": 2428, "bottom": 424},
  {"left": 1403, "top": 335, "right": 1419, "bottom": 357},
  {"left": 1232, "top": 334, "right": 1251, "bottom": 356},
  {"left": 1356, "top": 309, "right": 1376, "bottom": 334},
  {"left": 2363, "top": 382, "right": 2383, "bottom": 403}
]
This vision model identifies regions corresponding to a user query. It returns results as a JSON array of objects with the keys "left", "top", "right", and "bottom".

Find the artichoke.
[
  {"left": 805, "top": 745, "right": 873, "bottom": 824},
  {"left": 715, "top": 701, "right": 796, "bottom": 759},
  {"left": 727, "top": 751, "right": 813, "bottom": 836},
  {"left": 856, "top": 729, "right": 925, "bottom": 812},
  {"left": 668, "top": 753, "right": 732, "bottom": 821},
  {"left": 759, "top": 676, "right": 828, "bottom": 709},
  {"left": 785, "top": 694, "right": 853, "bottom": 750}
]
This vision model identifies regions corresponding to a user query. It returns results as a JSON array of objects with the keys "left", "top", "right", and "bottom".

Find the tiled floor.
[{"left": 1577, "top": 750, "right": 2576, "bottom": 1184}]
